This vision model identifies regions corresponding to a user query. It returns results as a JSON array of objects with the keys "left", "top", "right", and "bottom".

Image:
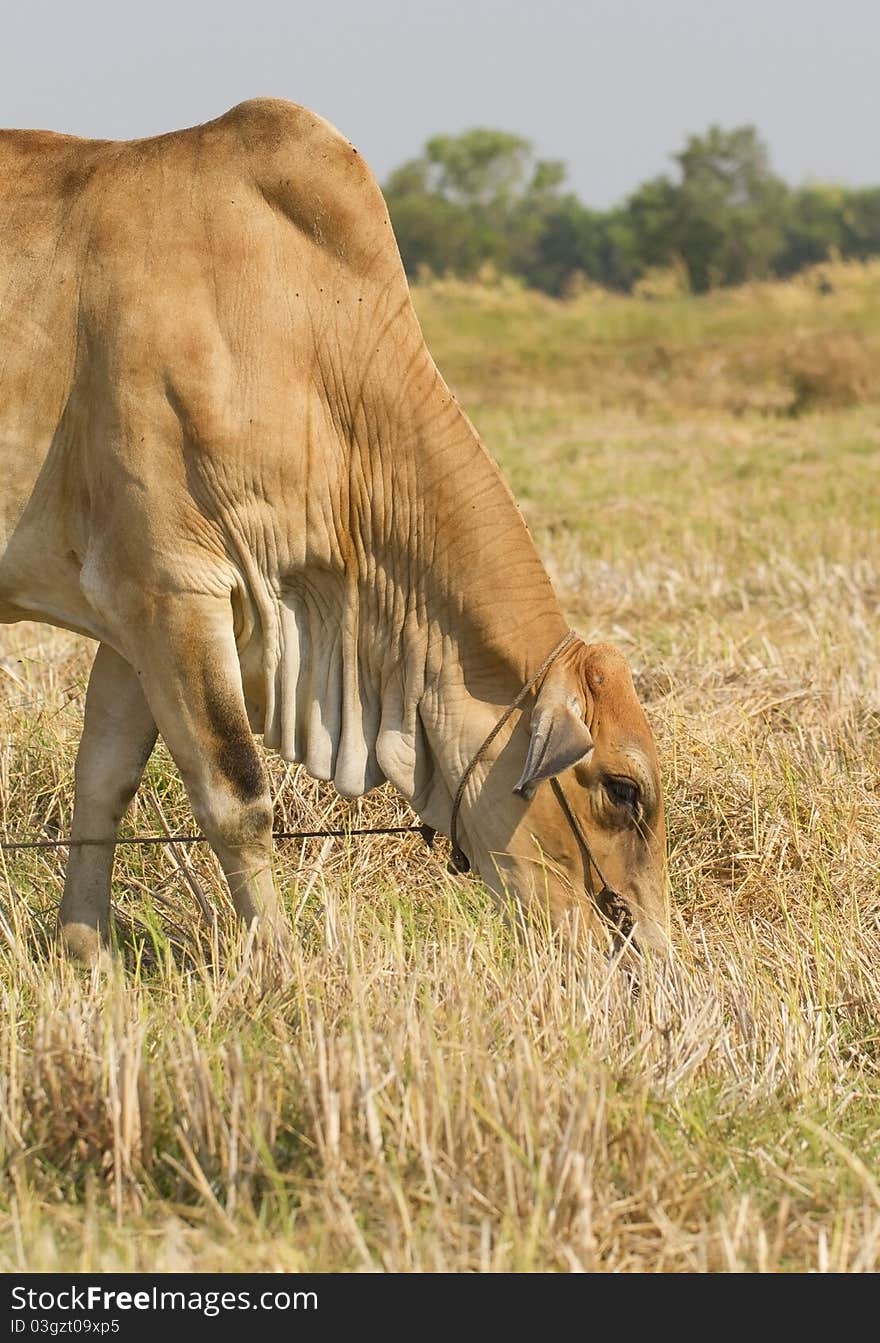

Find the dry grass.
[{"left": 1, "top": 266, "right": 879, "bottom": 1272}]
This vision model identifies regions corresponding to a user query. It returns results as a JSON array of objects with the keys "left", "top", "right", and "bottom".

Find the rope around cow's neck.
[
  {"left": 447, "top": 629, "right": 576, "bottom": 871},
  {"left": 448, "top": 631, "right": 577, "bottom": 870},
  {"left": 446, "top": 630, "right": 631, "bottom": 936}
]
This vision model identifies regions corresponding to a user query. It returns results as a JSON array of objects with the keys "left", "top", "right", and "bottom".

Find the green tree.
[
  {"left": 672, "top": 126, "right": 790, "bottom": 290},
  {"left": 386, "top": 194, "right": 489, "bottom": 277},
  {"left": 776, "top": 185, "right": 845, "bottom": 275},
  {"left": 840, "top": 187, "right": 880, "bottom": 260},
  {"left": 516, "top": 196, "right": 607, "bottom": 295},
  {"left": 622, "top": 175, "right": 680, "bottom": 273},
  {"left": 422, "top": 129, "right": 533, "bottom": 209},
  {"left": 384, "top": 129, "right": 579, "bottom": 283}
]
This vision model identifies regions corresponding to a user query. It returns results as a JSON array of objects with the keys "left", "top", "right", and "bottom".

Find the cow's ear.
[{"left": 513, "top": 677, "right": 594, "bottom": 801}]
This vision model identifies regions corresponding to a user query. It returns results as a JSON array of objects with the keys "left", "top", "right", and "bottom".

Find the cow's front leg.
[
  {"left": 131, "top": 597, "right": 284, "bottom": 942},
  {"left": 59, "top": 643, "right": 158, "bottom": 963}
]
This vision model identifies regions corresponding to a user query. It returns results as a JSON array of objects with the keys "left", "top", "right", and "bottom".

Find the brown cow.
[{"left": 0, "top": 100, "right": 667, "bottom": 962}]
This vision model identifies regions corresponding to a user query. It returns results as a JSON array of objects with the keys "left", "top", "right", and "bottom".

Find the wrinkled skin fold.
[{"left": 0, "top": 99, "right": 668, "bottom": 963}]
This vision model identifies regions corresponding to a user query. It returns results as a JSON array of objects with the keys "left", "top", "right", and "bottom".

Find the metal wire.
[{"left": 0, "top": 825, "right": 425, "bottom": 853}]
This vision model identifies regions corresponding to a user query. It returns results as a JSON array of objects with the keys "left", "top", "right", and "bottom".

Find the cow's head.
[{"left": 465, "top": 640, "right": 668, "bottom": 956}]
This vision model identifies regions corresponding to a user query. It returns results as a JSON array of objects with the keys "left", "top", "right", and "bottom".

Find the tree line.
[{"left": 383, "top": 125, "right": 880, "bottom": 295}]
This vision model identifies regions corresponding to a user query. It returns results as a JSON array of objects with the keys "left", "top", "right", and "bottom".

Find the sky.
[{"left": 3, "top": 0, "right": 878, "bottom": 208}]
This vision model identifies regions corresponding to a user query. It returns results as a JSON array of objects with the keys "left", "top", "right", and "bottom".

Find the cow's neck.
[{"left": 349, "top": 364, "right": 569, "bottom": 831}]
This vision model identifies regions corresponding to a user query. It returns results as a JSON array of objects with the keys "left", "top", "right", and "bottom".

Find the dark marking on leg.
[
  {"left": 217, "top": 732, "right": 266, "bottom": 803},
  {"left": 203, "top": 684, "right": 266, "bottom": 802}
]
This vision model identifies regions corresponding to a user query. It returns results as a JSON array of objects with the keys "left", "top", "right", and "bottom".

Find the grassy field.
[{"left": 1, "top": 262, "right": 879, "bottom": 1272}]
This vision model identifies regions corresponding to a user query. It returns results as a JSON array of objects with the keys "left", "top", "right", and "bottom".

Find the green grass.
[{"left": 0, "top": 264, "right": 879, "bottom": 1271}]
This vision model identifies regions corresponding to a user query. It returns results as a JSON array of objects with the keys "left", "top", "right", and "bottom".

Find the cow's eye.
[{"left": 604, "top": 776, "right": 640, "bottom": 811}]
